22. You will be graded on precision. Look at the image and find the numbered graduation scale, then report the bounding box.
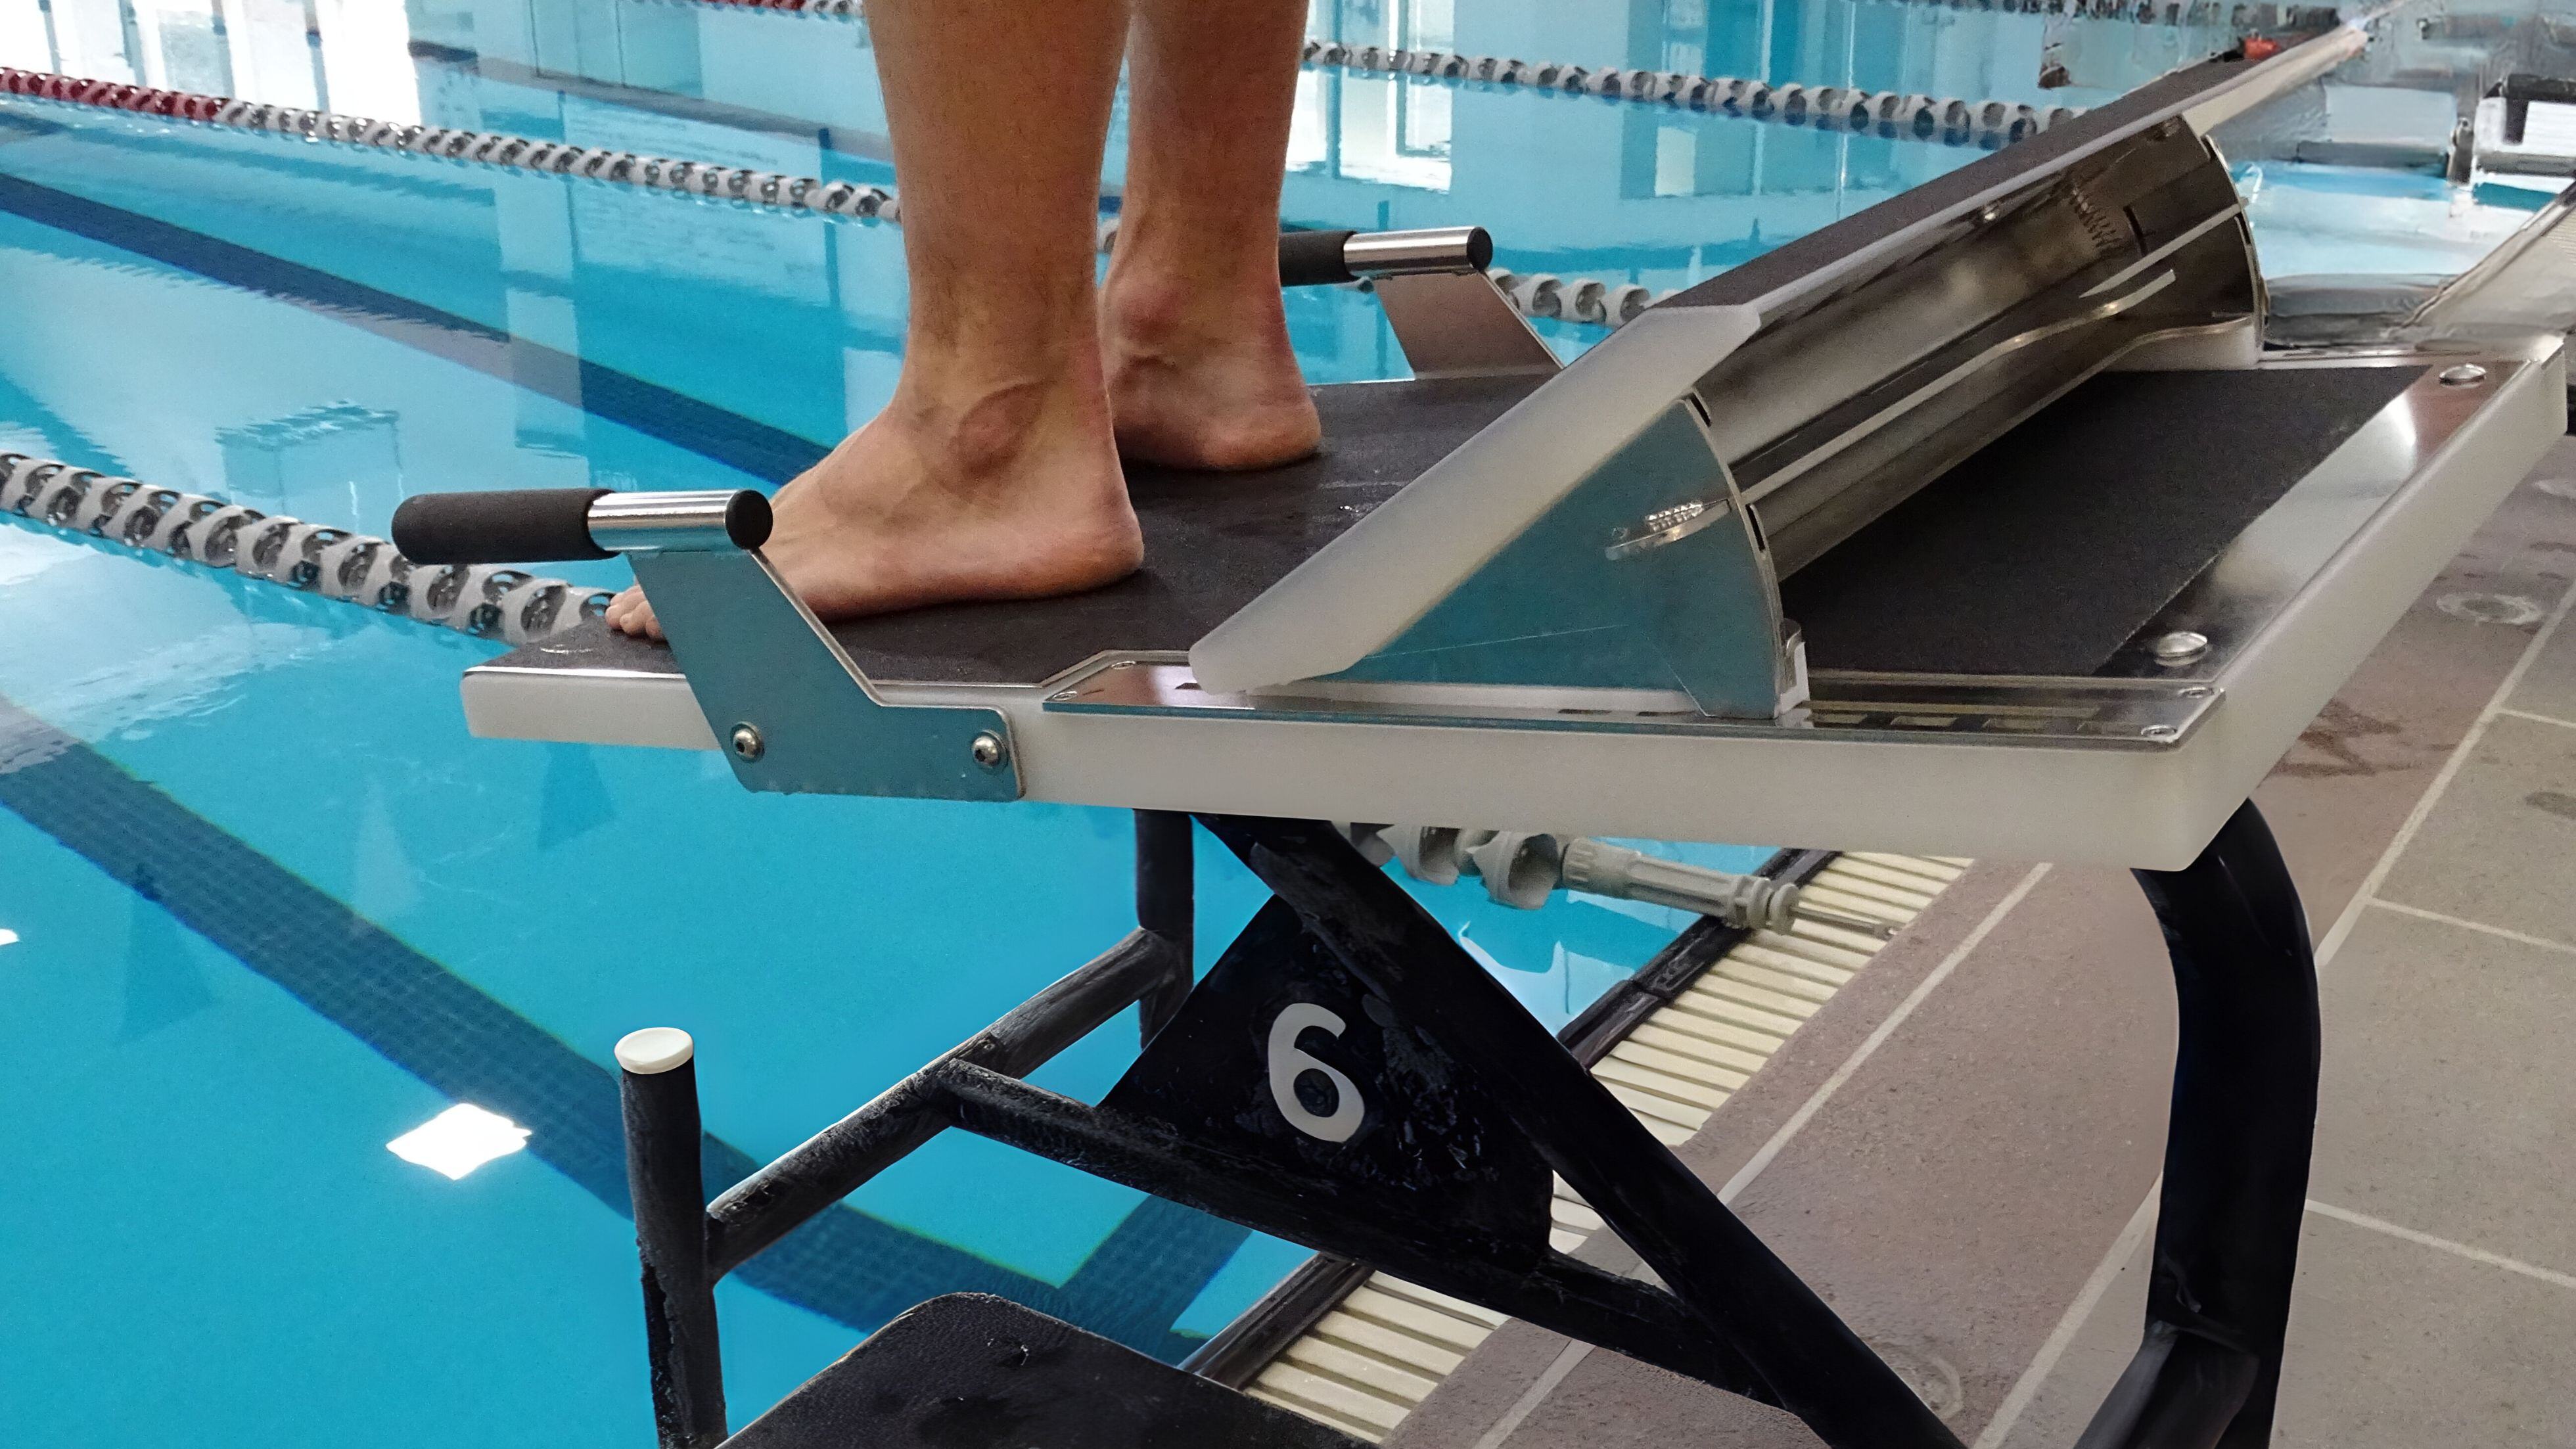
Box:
[396,34,2565,1449]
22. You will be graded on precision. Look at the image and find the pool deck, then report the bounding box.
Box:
[1377,442,2576,1448]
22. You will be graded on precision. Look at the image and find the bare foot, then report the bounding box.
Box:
[605,374,1141,639]
[1102,270,1320,471]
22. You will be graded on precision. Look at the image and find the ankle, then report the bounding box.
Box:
[1103,258,1285,357]
[886,366,1111,484]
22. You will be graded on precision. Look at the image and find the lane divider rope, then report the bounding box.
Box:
[1856,0,2335,27]
[1293,40,2082,147]
[658,0,2084,148]
[0,66,903,219]
[0,66,1673,331]
[0,454,612,643]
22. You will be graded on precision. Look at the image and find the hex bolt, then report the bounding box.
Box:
[729,724,765,761]
[970,731,1009,769]
[2151,630,2210,666]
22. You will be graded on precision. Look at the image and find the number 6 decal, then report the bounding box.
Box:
[1267,1002,1366,1143]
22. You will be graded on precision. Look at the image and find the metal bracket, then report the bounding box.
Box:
[633,547,1021,802]
[1320,396,1796,717]
[1371,269,1563,380]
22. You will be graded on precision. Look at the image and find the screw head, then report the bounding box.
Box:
[969,731,1009,769]
[729,724,764,761]
[2150,630,2210,665]
[2438,363,2488,388]
[2141,724,2180,741]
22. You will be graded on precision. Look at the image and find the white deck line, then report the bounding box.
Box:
[2493,704,2576,734]
[2303,1199,2576,1294]
[2366,898,2576,958]
[1243,855,1962,1442]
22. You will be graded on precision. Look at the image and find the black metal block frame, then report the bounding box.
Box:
[618,806,2320,1449]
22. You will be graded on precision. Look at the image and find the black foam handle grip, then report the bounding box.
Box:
[392,488,613,564]
[1278,228,1358,287]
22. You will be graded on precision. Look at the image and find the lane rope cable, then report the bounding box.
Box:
[0,453,612,643]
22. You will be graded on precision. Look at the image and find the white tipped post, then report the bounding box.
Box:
[617,1024,726,1444]
[617,1026,697,1075]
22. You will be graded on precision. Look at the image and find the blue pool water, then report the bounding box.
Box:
[2237,158,2559,281]
[0,0,2540,1442]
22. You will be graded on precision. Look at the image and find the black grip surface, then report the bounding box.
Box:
[719,490,776,549]
[392,488,613,563]
[1278,229,1358,287]
[1460,225,1495,273]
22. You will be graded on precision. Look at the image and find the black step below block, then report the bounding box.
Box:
[725,1294,1368,1449]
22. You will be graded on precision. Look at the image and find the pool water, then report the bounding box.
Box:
[0,0,2537,1442]
[2238,158,2563,282]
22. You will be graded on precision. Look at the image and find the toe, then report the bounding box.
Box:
[607,586,661,639]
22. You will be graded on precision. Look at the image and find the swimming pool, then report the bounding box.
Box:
[0,1,2538,1442]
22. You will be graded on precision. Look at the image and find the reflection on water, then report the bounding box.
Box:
[2236,159,2546,279]
[217,402,406,519]
[1308,0,1459,189]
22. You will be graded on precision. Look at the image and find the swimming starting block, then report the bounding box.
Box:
[396,34,2564,1449]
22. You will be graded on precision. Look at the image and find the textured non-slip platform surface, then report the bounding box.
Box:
[1783,363,2424,678]
[495,363,2424,693]
[495,373,1539,687]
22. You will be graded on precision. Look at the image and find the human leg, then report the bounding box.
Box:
[609,0,1138,637]
[1101,0,1320,471]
